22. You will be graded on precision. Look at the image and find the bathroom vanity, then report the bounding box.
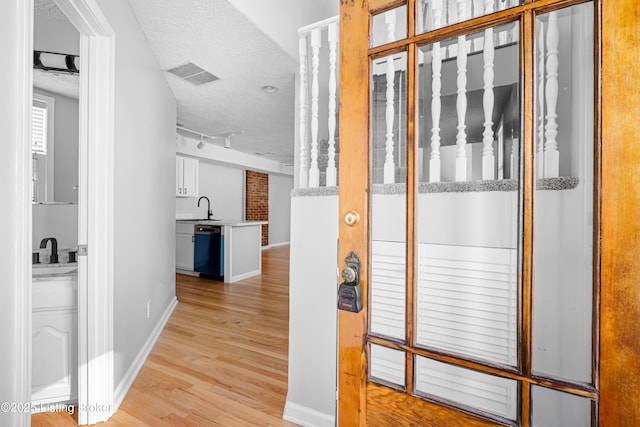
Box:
[32,263,78,406]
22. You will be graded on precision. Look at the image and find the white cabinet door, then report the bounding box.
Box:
[182,157,199,197]
[32,311,78,405]
[176,156,183,196]
[176,156,199,197]
[176,232,195,271]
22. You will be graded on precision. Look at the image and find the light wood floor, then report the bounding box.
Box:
[32,245,298,426]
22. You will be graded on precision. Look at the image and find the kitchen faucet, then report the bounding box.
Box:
[40,237,59,264]
[198,196,213,220]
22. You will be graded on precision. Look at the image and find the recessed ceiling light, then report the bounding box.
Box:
[261,85,278,93]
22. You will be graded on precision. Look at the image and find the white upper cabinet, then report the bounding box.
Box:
[176,155,199,197]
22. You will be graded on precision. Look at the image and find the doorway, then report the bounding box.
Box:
[28,0,115,425]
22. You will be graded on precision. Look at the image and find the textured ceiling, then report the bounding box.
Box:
[34,0,68,20]
[127,0,299,164]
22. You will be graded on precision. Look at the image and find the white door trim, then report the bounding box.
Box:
[52,0,115,424]
[1,1,34,426]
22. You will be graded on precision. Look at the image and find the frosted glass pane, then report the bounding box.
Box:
[416,243,517,365]
[370,241,406,340]
[532,386,592,427]
[415,356,518,420]
[369,344,406,388]
[532,1,594,383]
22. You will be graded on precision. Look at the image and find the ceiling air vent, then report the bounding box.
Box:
[167,62,219,86]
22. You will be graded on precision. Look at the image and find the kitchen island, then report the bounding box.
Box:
[176,219,267,283]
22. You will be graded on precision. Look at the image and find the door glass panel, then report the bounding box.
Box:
[417,0,521,34]
[370,52,408,342]
[531,386,592,427]
[415,355,519,421]
[532,1,594,383]
[369,343,406,389]
[371,5,408,48]
[415,22,520,367]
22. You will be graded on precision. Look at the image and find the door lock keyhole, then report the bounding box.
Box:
[338,251,363,313]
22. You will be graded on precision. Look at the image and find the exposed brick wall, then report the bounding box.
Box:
[245,170,269,246]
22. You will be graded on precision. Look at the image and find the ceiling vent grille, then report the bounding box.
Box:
[167,62,219,86]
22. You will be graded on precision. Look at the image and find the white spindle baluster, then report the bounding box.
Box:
[496,0,508,45]
[430,0,443,182]
[473,0,484,52]
[384,10,397,184]
[537,22,545,178]
[481,0,495,180]
[326,23,338,187]
[419,0,429,33]
[308,29,321,187]
[455,0,468,182]
[544,11,559,178]
[298,38,309,188]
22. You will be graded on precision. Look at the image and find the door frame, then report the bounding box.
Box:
[55,0,115,423]
[337,0,640,425]
[14,0,115,425]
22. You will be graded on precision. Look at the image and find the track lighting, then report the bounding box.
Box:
[176,126,244,150]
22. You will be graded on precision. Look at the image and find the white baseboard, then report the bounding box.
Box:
[229,268,261,283]
[283,401,335,427]
[112,296,178,412]
[176,269,199,277]
[269,241,290,248]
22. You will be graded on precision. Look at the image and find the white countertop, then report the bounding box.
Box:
[33,262,79,281]
[176,219,267,227]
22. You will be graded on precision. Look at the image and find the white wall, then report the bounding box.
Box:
[269,174,293,245]
[228,0,339,61]
[32,204,78,253]
[176,160,244,220]
[94,0,177,392]
[285,195,337,427]
[34,12,80,55]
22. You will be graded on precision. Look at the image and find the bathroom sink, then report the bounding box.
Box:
[33,265,78,276]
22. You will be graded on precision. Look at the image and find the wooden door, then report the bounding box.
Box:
[337,0,640,425]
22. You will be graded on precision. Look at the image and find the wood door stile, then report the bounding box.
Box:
[338,0,370,425]
[600,0,640,424]
[520,10,535,427]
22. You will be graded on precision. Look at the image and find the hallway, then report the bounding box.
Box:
[33,245,297,426]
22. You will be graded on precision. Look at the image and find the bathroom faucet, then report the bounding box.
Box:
[198,196,213,220]
[40,237,59,264]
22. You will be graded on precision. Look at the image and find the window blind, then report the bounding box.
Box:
[32,99,48,155]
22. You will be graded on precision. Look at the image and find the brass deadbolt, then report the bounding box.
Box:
[344,210,361,226]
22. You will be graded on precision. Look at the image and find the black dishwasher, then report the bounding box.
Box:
[193,224,224,277]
